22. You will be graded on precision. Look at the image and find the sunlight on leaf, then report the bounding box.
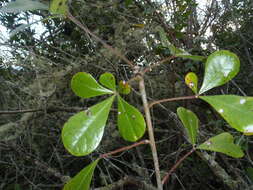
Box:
[99,73,116,91]
[199,50,240,94]
[200,95,253,134]
[177,107,199,145]
[117,95,146,142]
[118,80,131,95]
[197,132,244,158]
[63,159,100,190]
[62,96,115,156]
[50,0,68,15]
[185,72,198,94]
[71,72,113,98]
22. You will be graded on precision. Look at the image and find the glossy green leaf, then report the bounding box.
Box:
[62,96,115,156]
[71,72,113,98]
[200,95,253,134]
[63,159,100,190]
[197,132,244,158]
[177,107,199,145]
[118,80,131,95]
[49,0,68,15]
[199,50,240,94]
[0,0,48,13]
[117,96,146,142]
[99,73,116,91]
[185,72,198,94]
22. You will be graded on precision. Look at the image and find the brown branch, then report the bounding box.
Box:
[100,140,150,159]
[162,148,196,185]
[139,76,163,190]
[67,12,134,69]
[149,95,198,108]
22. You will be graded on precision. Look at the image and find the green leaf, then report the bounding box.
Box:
[125,0,133,6]
[0,0,48,13]
[158,26,178,55]
[49,0,68,15]
[157,26,204,61]
[177,107,199,145]
[71,72,113,98]
[117,96,146,142]
[118,80,131,95]
[99,73,116,91]
[197,132,244,158]
[62,96,115,156]
[63,159,100,190]
[246,167,253,182]
[185,72,198,94]
[199,50,240,94]
[200,95,253,134]
[15,184,21,190]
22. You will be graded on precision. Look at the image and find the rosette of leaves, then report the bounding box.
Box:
[62,72,146,189]
[62,72,146,156]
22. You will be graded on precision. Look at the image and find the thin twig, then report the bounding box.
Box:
[139,76,163,190]
[149,95,198,108]
[162,148,196,185]
[0,109,43,114]
[0,106,87,115]
[67,12,134,69]
[100,140,150,159]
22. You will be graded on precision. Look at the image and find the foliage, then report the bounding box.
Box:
[63,159,100,190]
[177,107,198,145]
[63,49,248,189]
[199,50,240,94]
[197,133,244,158]
[62,96,115,156]
[0,0,253,190]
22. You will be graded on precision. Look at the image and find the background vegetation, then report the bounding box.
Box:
[0,0,253,189]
